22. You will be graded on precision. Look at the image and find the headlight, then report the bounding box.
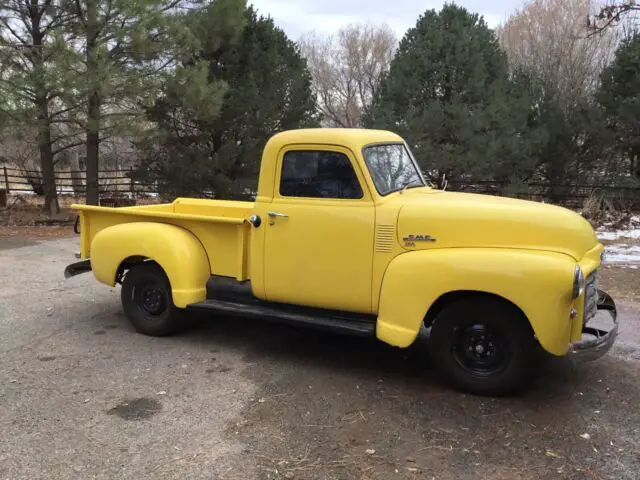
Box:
[572,265,585,299]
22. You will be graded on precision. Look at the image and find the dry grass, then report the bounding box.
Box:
[581,194,617,228]
[0,193,161,229]
[1,198,75,228]
[0,225,75,240]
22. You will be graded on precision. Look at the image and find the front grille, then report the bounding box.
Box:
[583,271,599,324]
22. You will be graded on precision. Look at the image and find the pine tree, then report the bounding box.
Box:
[137,4,318,198]
[67,0,201,204]
[364,3,542,186]
[0,0,77,214]
[598,33,640,181]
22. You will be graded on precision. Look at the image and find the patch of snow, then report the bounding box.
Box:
[606,244,637,253]
[603,244,640,264]
[605,253,640,263]
[597,229,640,241]
[10,190,35,195]
[596,215,640,241]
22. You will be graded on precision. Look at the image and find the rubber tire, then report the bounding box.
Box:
[121,262,185,337]
[427,296,537,396]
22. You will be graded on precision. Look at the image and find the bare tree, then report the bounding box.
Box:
[588,1,639,34]
[0,128,39,169]
[299,24,396,128]
[497,0,621,110]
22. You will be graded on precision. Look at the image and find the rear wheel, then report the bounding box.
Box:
[121,262,185,336]
[427,296,537,396]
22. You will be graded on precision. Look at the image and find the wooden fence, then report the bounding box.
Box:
[447,180,640,209]
[2,165,640,209]
[1,166,157,197]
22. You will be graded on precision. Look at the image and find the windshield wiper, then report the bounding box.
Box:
[399,180,423,194]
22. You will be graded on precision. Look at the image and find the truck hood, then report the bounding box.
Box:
[395,189,599,261]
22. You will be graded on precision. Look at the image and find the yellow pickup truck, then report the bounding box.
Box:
[65,128,618,396]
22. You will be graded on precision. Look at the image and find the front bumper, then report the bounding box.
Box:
[570,289,618,362]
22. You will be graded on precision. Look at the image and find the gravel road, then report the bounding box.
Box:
[1,236,639,480]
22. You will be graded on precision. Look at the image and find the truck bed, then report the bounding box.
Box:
[73,198,255,280]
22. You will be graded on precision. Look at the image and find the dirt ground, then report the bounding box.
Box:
[1,234,639,480]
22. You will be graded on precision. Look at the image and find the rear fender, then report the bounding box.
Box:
[375,248,577,356]
[90,222,210,307]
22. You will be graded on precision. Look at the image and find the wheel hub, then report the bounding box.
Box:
[455,324,506,376]
[136,284,166,316]
[465,331,495,359]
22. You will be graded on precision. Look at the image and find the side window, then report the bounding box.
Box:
[279,150,364,199]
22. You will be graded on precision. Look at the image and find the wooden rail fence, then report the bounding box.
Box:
[1,166,157,197]
[2,165,640,209]
[447,180,640,209]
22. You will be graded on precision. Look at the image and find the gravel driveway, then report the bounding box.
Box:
[1,236,639,480]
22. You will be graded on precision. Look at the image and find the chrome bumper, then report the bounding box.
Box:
[570,289,618,362]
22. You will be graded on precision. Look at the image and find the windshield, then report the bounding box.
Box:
[362,143,425,195]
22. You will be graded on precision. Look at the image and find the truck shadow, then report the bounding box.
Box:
[180,311,627,401]
[176,312,640,480]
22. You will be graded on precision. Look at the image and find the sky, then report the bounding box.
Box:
[248,0,525,41]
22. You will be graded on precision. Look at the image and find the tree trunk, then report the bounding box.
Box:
[36,96,59,214]
[31,5,59,215]
[85,94,100,205]
[85,0,100,206]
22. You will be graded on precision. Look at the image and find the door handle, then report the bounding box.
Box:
[267,211,289,219]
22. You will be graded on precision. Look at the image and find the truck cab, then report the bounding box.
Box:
[249,129,425,314]
[65,128,618,396]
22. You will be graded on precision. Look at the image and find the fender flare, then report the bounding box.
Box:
[375,248,577,356]
[90,222,210,308]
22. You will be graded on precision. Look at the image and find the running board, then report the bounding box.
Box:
[187,299,376,336]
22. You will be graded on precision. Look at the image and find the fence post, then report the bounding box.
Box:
[3,166,9,193]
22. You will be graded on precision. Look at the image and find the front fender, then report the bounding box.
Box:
[376,248,577,356]
[90,222,210,308]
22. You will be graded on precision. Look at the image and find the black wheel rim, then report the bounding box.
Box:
[453,324,508,377]
[133,282,167,316]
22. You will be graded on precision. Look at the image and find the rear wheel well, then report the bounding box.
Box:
[116,256,152,284]
[120,260,186,336]
[424,291,533,334]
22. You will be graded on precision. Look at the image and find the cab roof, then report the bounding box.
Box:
[265,128,405,152]
[257,128,408,200]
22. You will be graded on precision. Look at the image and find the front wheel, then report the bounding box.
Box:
[427,296,538,396]
[121,262,186,337]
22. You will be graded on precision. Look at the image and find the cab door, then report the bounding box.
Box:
[262,145,375,313]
